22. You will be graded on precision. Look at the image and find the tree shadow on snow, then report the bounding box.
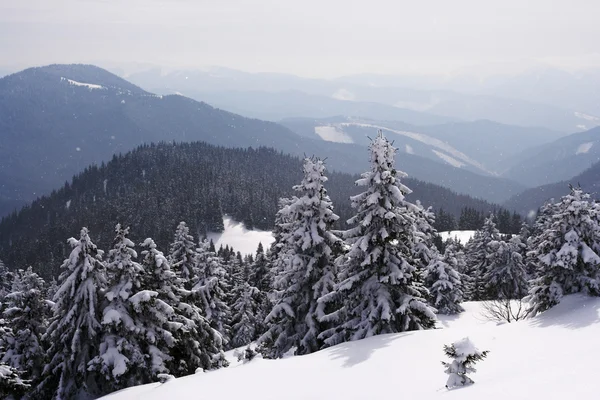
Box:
[436,313,462,329]
[529,296,600,330]
[327,333,411,368]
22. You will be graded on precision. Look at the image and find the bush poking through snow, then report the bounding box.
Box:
[442,337,489,388]
[234,346,258,363]
[157,374,175,384]
[480,299,528,323]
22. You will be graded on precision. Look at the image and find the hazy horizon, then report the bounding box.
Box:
[1,0,600,79]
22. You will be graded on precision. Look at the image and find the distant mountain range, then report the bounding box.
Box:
[280,117,563,175]
[504,159,600,216]
[0,64,529,217]
[127,66,599,132]
[502,126,600,187]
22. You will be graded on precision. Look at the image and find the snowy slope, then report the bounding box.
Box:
[103,295,600,400]
[207,216,274,255]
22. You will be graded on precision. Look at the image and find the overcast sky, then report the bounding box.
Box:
[1,0,599,77]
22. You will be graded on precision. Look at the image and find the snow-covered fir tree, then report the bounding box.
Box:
[268,197,296,289]
[425,245,464,315]
[230,282,263,348]
[482,236,529,300]
[442,337,489,388]
[168,221,199,288]
[0,363,31,399]
[319,132,436,348]
[260,157,342,358]
[249,243,272,293]
[1,267,47,382]
[463,215,501,301]
[141,238,227,375]
[36,228,107,400]
[527,188,600,316]
[89,224,148,393]
[194,245,232,349]
[0,260,13,309]
[46,278,59,303]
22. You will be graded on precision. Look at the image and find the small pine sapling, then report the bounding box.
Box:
[442,337,489,388]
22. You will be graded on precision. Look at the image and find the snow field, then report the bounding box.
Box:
[104,294,600,400]
[208,216,274,256]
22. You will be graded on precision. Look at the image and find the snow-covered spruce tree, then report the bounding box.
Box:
[249,243,272,293]
[168,221,199,288]
[527,188,600,316]
[0,363,31,399]
[194,247,232,349]
[35,228,107,400]
[230,282,263,348]
[319,132,436,347]
[482,236,529,300]
[442,337,489,388]
[259,157,342,358]
[88,224,149,393]
[0,260,13,310]
[2,267,47,382]
[425,245,464,315]
[45,278,59,303]
[463,216,501,301]
[141,238,227,375]
[267,197,297,290]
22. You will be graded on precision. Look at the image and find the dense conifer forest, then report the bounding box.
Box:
[0,141,518,279]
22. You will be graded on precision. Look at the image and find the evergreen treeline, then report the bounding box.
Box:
[0,141,513,280]
[1,132,600,399]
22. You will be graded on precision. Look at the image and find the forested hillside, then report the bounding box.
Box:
[0,141,513,279]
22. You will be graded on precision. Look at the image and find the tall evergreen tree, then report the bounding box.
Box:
[230,282,263,348]
[194,247,232,349]
[483,237,529,300]
[0,260,13,309]
[527,188,600,316]
[168,221,199,288]
[36,228,107,400]
[1,267,47,382]
[463,215,501,300]
[319,132,436,348]
[260,157,342,358]
[89,224,148,393]
[249,243,272,293]
[141,238,227,375]
[425,244,464,314]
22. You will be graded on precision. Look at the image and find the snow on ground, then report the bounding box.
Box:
[405,144,414,154]
[103,294,600,400]
[207,216,274,256]
[439,230,476,244]
[431,149,465,168]
[574,111,600,122]
[314,126,354,143]
[576,142,594,155]
[339,122,494,175]
[60,77,105,90]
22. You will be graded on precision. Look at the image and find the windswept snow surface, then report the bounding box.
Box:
[60,77,105,90]
[576,142,594,155]
[104,294,600,400]
[314,126,354,143]
[208,216,274,256]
